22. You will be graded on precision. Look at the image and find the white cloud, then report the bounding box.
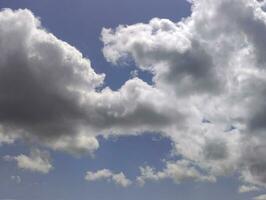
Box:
[0,8,183,155]
[85,169,113,181]
[101,0,266,188]
[254,194,266,200]
[239,185,260,193]
[1,0,266,189]
[47,134,99,156]
[112,172,132,187]
[4,149,53,174]
[85,169,132,187]
[11,175,21,184]
[136,160,215,186]
[0,132,16,145]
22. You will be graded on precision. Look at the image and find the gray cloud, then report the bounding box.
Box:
[0,9,183,155]
[2,0,266,190]
[203,139,228,161]
[102,18,223,96]
[0,9,104,151]
[101,0,266,188]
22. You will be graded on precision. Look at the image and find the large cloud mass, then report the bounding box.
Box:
[1,0,266,192]
[102,0,266,190]
[0,8,181,154]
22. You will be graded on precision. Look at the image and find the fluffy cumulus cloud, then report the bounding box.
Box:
[239,185,260,193]
[0,8,182,155]
[85,169,132,187]
[2,0,266,193]
[4,149,53,174]
[0,8,103,154]
[136,160,215,186]
[101,0,266,191]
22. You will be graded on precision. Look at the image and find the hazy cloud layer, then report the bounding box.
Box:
[239,185,260,193]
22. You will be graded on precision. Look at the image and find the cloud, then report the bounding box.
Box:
[254,194,266,200]
[85,169,132,187]
[11,175,21,184]
[238,185,260,193]
[1,0,266,189]
[47,134,99,156]
[102,0,266,188]
[0,8,104,154]
[0,8,183,155]
[102,18,221,96]
[4,149,53,174]
[136,160,215,186]
[0,132,17,145]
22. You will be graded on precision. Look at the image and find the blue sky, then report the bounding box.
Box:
[0,136,252,200]
[1,0,266,200]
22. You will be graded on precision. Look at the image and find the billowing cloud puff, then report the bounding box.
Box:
[239,185,260,193]
[0,8,104,153]
[0,9,182,155]
[4,149,53,174]
[85,169,132,187]
[102,0,266,190]
[102,18,222,96]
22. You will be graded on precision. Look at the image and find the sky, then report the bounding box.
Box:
[0,0,266,200]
